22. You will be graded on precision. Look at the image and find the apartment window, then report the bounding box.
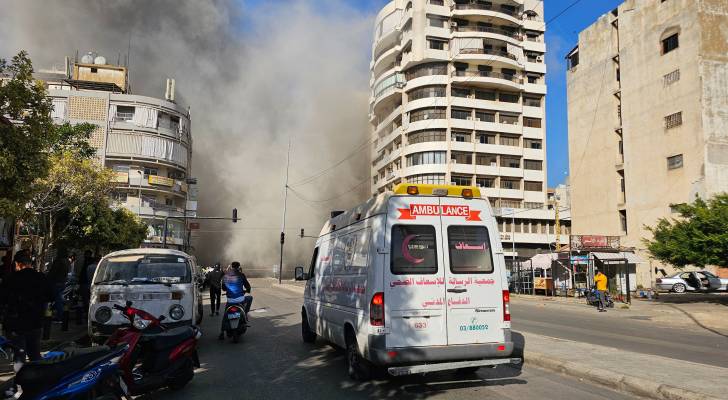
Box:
[407,151,446,166]
[667,154,683,170]
[408,129,446,143]
[499,199,522,209]
[524,181,543,192]
[451,86,470,98]
[499,135,519,147]
[90,67,98,73]
[524,117,542,128]
[477,132,496,144]
[475,110,495,122]
[527,74,541,84]
[524,202,544,209]
[428,37,448,50]
[451,152,472,164]
[664,111,682,129]
[526,52,543,63]
[498,92,519,103]
[408,85,446,101]
[451,175,472,186]
[499,113,519,125]
[523,96,542,107]
[662,33,679,54]
[429,0,444,5]
[500,179,520,190]
[428,15,447,28]
[409,107,446,122]
[407,173,446,184]
[514,222,522,233]
[664,69,680,86]
[115,105,135,121]
[619,210,628,233]
[451,108,471,120]
[567,49,579,69]
[524,138,542,149]
[474,89,496,101]
[111,191,128,203]
[669,203,686,214]
[476,154,498,166]
[476,176,495,188]
[405,62,447,80]
[452,131,471,142]
[525,31,541,42]
[112,165,130,173]
[501,156,521,168]
[524,160,543,170]
[143,167,158,178]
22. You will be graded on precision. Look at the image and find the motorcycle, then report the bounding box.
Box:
[105,302,201,396]
[584,288,615,308]
[220,299,249,343]
[0,336,127,400]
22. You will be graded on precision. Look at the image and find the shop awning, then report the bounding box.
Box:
[592,252,645,264]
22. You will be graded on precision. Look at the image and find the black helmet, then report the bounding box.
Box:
[231,261,241,271]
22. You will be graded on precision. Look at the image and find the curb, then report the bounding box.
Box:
[272,283,305,296]
[525,351,722,400]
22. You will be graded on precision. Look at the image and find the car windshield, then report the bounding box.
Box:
[94,254,191,284]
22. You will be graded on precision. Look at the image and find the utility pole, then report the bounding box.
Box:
[279,138,291,284]
[554,196,561,252]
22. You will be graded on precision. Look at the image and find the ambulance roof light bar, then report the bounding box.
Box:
[393,183,481,199]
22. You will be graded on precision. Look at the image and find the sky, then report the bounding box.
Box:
[322,0,626,187]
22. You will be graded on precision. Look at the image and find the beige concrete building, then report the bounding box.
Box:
[369,0,571,260]
[566,0,728,283]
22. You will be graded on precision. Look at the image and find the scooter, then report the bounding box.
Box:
[105,302,201,396]
[221,301,248,343]
[0,336,127,400]
[584,288,615,308]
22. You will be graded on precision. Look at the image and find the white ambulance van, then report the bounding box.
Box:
[294,184,521,380]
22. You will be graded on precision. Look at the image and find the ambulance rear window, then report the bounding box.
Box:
[447,226,494,274]
[391,225,438,275]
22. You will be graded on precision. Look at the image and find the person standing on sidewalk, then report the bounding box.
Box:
[594,269,608,312]
[207,264,224,316]
[46,248,70,322]
[0,252,54,361]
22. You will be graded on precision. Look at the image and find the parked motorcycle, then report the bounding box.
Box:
[584,288,615,308]
[105,301,201,396]
[0,336,127,400]
[221,302,248,343]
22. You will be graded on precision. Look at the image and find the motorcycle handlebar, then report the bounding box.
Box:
[113,304,126,311]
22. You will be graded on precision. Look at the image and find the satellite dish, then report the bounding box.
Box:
[94,55,106,65]
[81,52,94,64]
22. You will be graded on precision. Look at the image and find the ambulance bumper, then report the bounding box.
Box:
[367,334,517,368]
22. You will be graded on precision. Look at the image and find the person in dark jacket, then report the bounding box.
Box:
[47,248,70,321]
[0,252,54,361]
[207,264,224,316]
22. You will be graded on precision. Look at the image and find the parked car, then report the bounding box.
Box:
[295,183,520,380]
[89,248,204,343]
[656,270,728,293]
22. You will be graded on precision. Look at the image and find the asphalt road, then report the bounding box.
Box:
[511,301,728,368]
[139,284,638,400]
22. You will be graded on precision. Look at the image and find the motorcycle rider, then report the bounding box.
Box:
[218,262,252,340]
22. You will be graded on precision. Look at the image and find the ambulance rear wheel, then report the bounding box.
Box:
[346,332,371,381]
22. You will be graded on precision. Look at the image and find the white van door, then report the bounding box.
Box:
[385,196,448,348]
[439,197,505,345]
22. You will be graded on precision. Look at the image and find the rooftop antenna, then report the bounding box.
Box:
[117,52,120,66]
[127,31,132,93]
[74,49,79,63]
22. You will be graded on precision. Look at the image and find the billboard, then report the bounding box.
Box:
[148,175,174,187]
[570,235,620,250]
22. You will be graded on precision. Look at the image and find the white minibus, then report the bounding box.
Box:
[295,184,521,379]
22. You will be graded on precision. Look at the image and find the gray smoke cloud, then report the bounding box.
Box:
[0,0,375,270]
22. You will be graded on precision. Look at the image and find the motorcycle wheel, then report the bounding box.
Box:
[167,359,194,391]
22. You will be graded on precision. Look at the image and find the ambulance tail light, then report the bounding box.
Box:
[502,290,511,322]
[406,186,419,195]
[370,292,385,326]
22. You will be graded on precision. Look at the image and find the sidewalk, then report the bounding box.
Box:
[512,293,728,335]
[272,280,726,400]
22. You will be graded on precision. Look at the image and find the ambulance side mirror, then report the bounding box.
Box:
[294,266,308,281]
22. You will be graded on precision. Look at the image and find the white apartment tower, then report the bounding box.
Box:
[370,0,567,259]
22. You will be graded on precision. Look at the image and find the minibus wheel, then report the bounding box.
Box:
[346,331,371,381]
[301,309,316,343]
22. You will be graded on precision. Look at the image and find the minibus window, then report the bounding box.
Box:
[309,247,319,278]
[447,226,494,274]
[391,225,438,275]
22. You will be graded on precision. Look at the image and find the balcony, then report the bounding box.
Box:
[452,25,521,40]
[452,3,520,18]
[451,69,522,83]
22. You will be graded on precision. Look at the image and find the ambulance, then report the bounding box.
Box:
[294,183,520,380]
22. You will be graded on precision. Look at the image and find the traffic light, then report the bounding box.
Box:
[300,228,304,238]
[280,232,285,244]
[232,208,238,223]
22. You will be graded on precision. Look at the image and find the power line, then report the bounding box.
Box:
[288,137,374,187]
[288,177,369,204]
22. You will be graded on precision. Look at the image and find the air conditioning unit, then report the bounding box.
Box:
[536,56,544,62]
[450,22,458,28]
[395,82,405,89]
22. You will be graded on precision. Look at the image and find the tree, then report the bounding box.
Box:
[61,198,148,253]
[644,194,728,268]
[0,51,94,217]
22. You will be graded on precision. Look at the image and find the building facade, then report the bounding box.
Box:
[369,0,568,259]
[566,0,728,282]
[37,54,196,249]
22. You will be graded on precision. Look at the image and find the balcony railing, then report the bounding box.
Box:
[452,25,521,40]
[457,48,519,61]
[451,69,522,83]
[114,112,134,122]
[452,3,520,18]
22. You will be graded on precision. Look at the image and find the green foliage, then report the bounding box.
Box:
[61,198,148,253]
[644,194,728,268]
[0,51,95,217]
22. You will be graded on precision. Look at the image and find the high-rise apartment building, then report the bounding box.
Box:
[369,0,568,259]
[566,0,728,281]
[31,54,196,250]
